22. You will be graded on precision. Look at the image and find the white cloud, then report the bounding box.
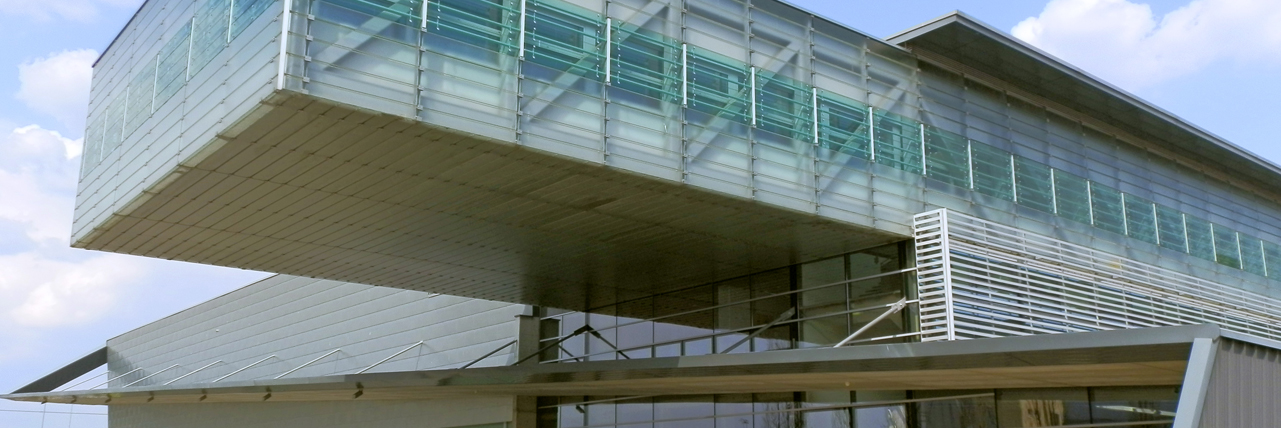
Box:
[0,252,146,327]
[0,125,80,244]
[1013,0,1281,91]
[0,0,141,21]
[16,50,98,134]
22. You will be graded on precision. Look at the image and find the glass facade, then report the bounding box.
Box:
[537,387,1178,428]
[538,243,910,362]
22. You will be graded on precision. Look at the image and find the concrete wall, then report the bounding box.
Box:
[108,396,513,428]
[106,275,527,388]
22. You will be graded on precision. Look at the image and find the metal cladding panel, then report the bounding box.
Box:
[1199,339,1281,427]
[108,397,513,428]
[73,0,283,244]
[105,275,526,389]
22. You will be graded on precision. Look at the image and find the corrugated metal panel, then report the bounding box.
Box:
[108,396,513,428]
[105,275,526,389]
[1199,339,1281,427]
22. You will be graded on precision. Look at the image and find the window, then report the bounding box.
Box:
[612,26,679,102]
[687,51,748,122]
[1053,170,1090,224]
[1184,216,1216,262]
[816,92,870,159]
[970,143,1013,201]
[430,0,517,53]
[1089,184,1125,236]
[1123,195,1157,245]
[1155,205,1187,253]
[1014,157,1053,213]
[924,127,969,189]
[755,71,812,142]
[1211,223,1241,268]
[873,110,922,174]
[525,2,604,78]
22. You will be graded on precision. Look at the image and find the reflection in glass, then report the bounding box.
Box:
[996,388,1089,427]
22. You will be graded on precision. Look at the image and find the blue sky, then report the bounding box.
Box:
[0,0,1279,426]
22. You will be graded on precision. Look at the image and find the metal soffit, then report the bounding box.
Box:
[886,12,1281,198]
[3,325,1225,404]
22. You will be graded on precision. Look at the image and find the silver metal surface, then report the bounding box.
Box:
[276,349,342,379]
[914,209,1281,342]
[1171,337,1216,428]
[356,342,424,374]
[164,360,224,385]
[213,355,277,383]
[124,364,180,387]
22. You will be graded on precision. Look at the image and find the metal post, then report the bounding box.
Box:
[834,298,908,347]
[719,307,796,354]
[1086,181,1095,226]
[512,325,594,366]
[420,0,429,31]
[1009,154,1017,203]
[1209,222,1218,260]
[1121,193,1130,236]
[939,210,956,340]
[966,139,973,189]
[152,54,159,114]
[811,88,819,144]
[89,368,142,389]
[867,107,876,162]
[1153,204,1162,246]
[749,67,757,127]
[213,355,277,382]
[461,340,517,369]
[603,18,612,83]
[228,0,235,43]
[276,0,293,90]
[1261,239,1269,277]
[124,365,181,387]
[1236,232,1245,269]
[919,123,927,176]
[187,17,195,81]
[276,349,341,379]
[517,0,528,59]
[1049,169,1058,214]
[681,44,688,107]
[355,341,424,374]
[164,361,224,385]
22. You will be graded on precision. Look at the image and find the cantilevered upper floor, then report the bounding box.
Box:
[75,0,1281,308]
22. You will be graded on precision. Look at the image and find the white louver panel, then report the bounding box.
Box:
[914,209,1281,342]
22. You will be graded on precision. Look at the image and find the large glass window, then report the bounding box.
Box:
[1239,234,1267,277]
[429,0,519,54]
[612,24,680,102]
[688,50,749,123]
[1184,216,1216,262]
[525,0,605,79]
[755,70,813,142]
[539,243,908,362]
[1212,223,1241,269]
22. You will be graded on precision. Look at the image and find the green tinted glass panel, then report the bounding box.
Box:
[1053,170,1090,224]
[1265,241,1281,281]
[971,143,1012,201]
[190,0,230,78]
[873,110,922,173]
[612,24,680,102]
[687,49,748,123]
[326,0,421,27]
[429,0,518,53]
[1123,195,1157,245]
[755,70,812,142]
[1014,157,1053,213]
[816,91,869,159]
[1185,216,1215,262]
[1090,184,1125,235]
[232,0,274,38]
[156,22,191,106]
[1239,234,1266,276]
[924,127,969,188]
[1155,205,1187,253]
[82,115,105,176]
[125,59,156,138]
[1212,224,1241,269]
[525,0,604,78]
[103,96,125,157]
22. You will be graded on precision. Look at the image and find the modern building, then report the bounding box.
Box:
[5,0,1281,426]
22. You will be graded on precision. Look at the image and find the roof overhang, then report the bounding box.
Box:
[3,325,1224,405]
[887,12,1281,198]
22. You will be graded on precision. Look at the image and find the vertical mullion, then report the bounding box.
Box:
[1261,240,1269,277]
[680,44,688,107]
[603,18,612,83]
[228,0,235,44]
[152,54,159,114]
[1152,204,1161,247]
[421,0,429,31]
[867,107,876,162]
[1049,169,1058,215]
[966,139,974,190]
[1121,193,1130,236]
[187,17,196,82]
[517,0,528,59]
[1086,181,1095,226]
[1010,154,1018,203]
[1236,232,1245,269]
[749,66,757,127]
[919,123,927,177]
